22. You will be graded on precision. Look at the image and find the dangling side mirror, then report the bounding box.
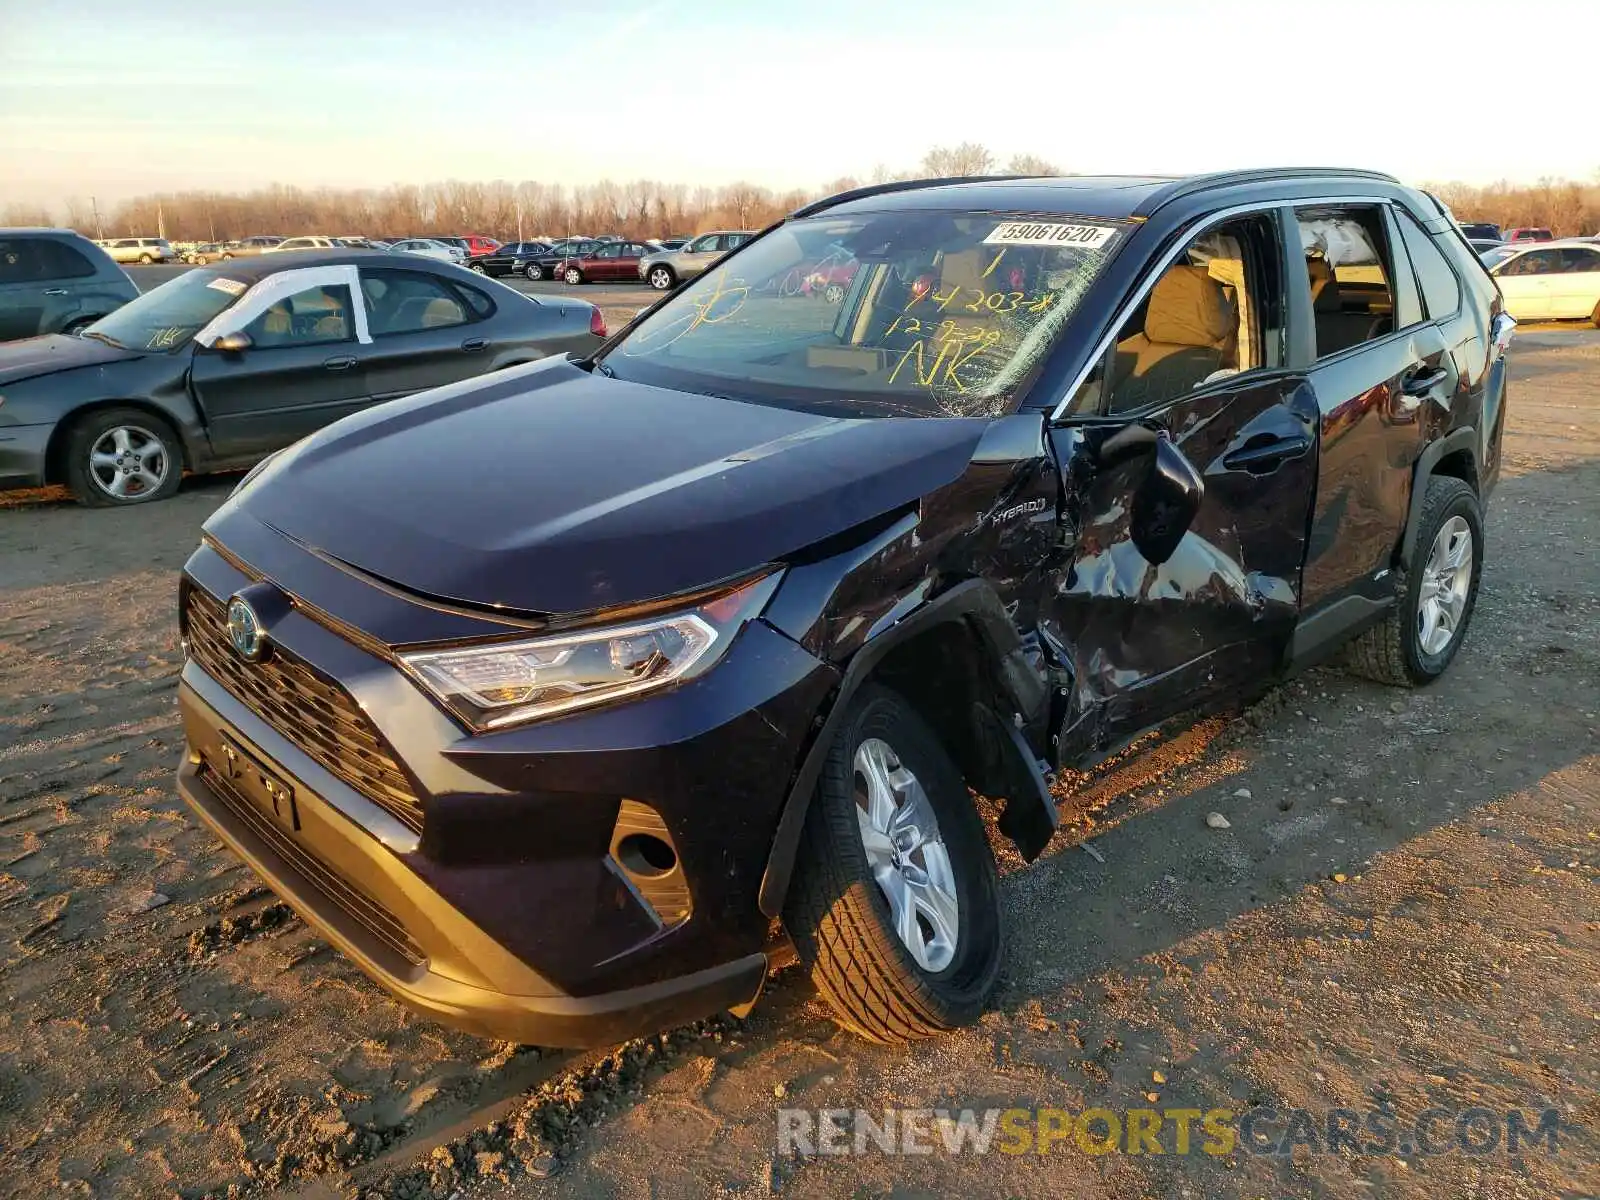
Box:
[211,331,253,355]
[1130,434,1205,565]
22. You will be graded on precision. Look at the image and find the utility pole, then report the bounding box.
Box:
[91,195,103,240]
[516,197,523,243]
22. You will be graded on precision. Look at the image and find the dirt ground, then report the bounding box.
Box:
[0,329,1595,1200]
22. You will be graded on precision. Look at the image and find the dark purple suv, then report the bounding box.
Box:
[177,170,1509,1047]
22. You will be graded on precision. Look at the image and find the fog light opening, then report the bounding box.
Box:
[616,833,677,877]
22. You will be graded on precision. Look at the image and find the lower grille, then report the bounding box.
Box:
[184,587,424,833]
[203,762,426,970]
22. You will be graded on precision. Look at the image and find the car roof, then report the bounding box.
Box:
[199,249,462,280]
[801,167,1411,222]
[0,226,94,238]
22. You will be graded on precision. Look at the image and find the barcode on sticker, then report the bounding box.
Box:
[983,222,1116,250]
[207,278,246,295]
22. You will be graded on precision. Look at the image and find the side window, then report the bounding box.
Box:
[1501,250,1558,277]
[455,282,495,319]
[1102,213,1283,416]
[1295,206,1398,359]
[1395,212,1462,320]
[691,235,719,253]
[594,244,622,259]
[243,283,354,348]
[1558,248,1600,274]
[360,269,469,335]
[0,239,47,283]
[37,239,97,280]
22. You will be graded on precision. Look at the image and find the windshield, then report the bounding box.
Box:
[84,269,245,350]
[602,210,1126,417]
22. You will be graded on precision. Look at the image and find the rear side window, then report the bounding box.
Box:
[361,269,469,334]
[1294,206,1402,359]
[454,282,495,318]
[1395,213,1461,320]
[0,239,47,283]
[1558,247,1600,273]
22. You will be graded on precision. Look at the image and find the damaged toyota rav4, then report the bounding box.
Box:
[177,170,1511,1046]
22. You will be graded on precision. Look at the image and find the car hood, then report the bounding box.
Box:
[0,333,142,387]
[231,358,988,617]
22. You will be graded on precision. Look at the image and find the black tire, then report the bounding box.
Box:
[647,265,676,291]
[564,267,583,285]
[783,684,1002,1043]
[62,407,183,507]
[221,252,234,260]
[469,262,487,273]
[138,253,153,264]
[1590,299,1600,329]
[1345,476,1483,686]
[60,316,98,336]
[524,263,544,281]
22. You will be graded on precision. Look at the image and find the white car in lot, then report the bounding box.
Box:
[1488,240,1600,325]
[387,238,465,263]
[102,237,177,264]
[264,236,341,253]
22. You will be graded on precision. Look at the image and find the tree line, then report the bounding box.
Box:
[6,153,1594,242]
[0,144,1060,242]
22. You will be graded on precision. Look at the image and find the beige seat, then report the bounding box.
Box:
[1108,265,1237,411]
[420,297,463,327]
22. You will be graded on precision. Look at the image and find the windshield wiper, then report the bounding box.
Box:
[79,330,126,349]
[593,358,616,378]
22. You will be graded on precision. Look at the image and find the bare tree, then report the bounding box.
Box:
[1004,153,1062,177]
[921,143,995,177]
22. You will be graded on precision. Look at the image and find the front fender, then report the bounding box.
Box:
[756,576,1057,918]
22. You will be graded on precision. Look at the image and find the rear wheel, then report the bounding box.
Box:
[648,265,675,290]
[63,408,183,507]
[783,684,1002,1043]
[469,262,487,273]
[564,267,583,285]
[1590,299,1600,329]
[524,263,544,281]
[60,316,98,336]
[1344,476,1482,686]
[138,253,153,264]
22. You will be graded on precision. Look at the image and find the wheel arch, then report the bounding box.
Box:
[1397,426,1478,571]
[757,578,1058,918]
[45,398,197,485]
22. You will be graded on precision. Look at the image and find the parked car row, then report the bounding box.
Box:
[0,248,607,504]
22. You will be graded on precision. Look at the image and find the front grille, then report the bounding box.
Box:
[184,587,424,833]
[202,762,426,970]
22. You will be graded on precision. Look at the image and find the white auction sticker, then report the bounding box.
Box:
[983,222,1117,250]
[207,277,247,296]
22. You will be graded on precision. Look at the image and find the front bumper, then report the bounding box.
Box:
[0,422,51,491]
[175,533,836,1046]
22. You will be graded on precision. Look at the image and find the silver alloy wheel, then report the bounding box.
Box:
[565,268,581,284]
[853,737,960,973]
[823,283,845,304]
[470,263,486,273]
[88,424,169,500]
[525,264,542,280]
[1418,514,1473,655]
[649,267,673,289]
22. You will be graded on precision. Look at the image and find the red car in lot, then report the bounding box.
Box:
[557,240,657,284]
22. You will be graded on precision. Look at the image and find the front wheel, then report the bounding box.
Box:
[524,263,544,281]
[469,262,487,273]
[783,684,1002,1043]
[63,407,183,507]
[563,268,583,285]
[138,254,153,264]
[647,265,675,290]
[1590,300,1600,329]
[60,316,98,337]
[1345,476,1483,686]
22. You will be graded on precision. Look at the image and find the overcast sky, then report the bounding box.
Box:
[1,0,1593,210]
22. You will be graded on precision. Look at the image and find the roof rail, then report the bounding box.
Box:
[1135,167,1403,216]
[790,175,1028,219]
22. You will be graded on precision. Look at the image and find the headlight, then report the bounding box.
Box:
[398,573,780,730]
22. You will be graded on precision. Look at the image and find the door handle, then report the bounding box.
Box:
[1222,434,1311,474]
[460,337,487,352]
[1400,367,1448,397]
[322,355,357,371]
[43,288,69,296]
